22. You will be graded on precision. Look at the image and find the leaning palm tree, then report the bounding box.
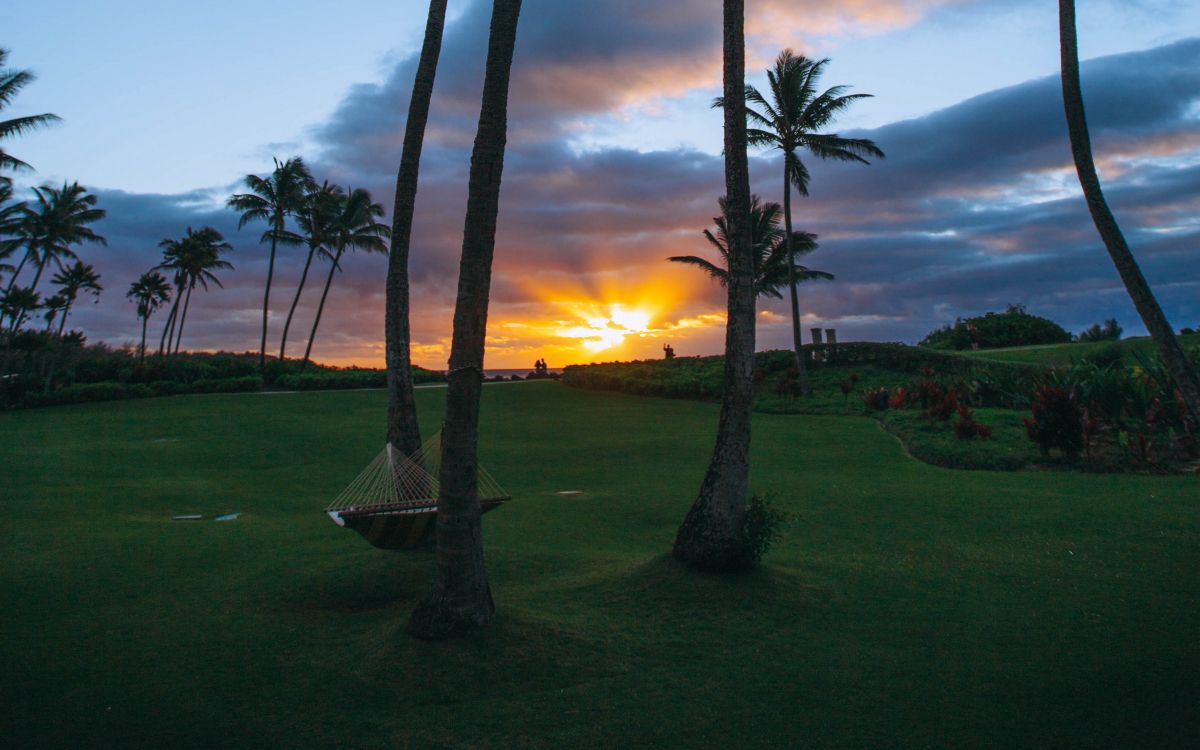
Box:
[279,180,340,361]
[731,51,883,395]
[0,49,62,185]
[7,182,106,296]
[301,187,389,368]
[387,0,450,459]
[154,227,233,355]
[1058,0,1200,422]
[49,261,101,336]
[669,195,832,301]
[407,0,522,640]
[126,271,171,361]
[671,0,757,571]
[1,285,39,332]
[227,157,313,371]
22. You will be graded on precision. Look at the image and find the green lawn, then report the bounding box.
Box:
[2,383,1197,748]
[953,333,1200,367]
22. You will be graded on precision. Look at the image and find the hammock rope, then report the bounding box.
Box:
[326,432,510,549]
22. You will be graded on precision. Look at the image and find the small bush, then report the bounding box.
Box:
[1078,318,1122,343]
[739,495,786,568]
[1024,385,1083,459]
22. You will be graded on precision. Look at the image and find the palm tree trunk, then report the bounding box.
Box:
[173,284,194,355]
[386,0,448,458]
[280,246,317,361]
[3,250,30,299]
[139,315,148,362]
[27,259,48,296]
[673,0,755,571]
[782,154,811,395]
[1059,0,1200,423]
[407,0,522,640]
[56,301,72,337]
[301,248,342,369]
[159,286,182,356]
[260,233,279,371]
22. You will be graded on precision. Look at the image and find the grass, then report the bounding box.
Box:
[2,382,1198,748]
[954,332,1200,367]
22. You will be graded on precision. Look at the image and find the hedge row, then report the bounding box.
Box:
[11,376,264,409]
[563,344,1049,408]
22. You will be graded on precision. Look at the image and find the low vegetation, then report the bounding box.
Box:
[565,339,1200,474]
[0,335,444,409]
[2,384,1196,747]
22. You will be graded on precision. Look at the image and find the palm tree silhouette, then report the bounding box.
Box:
[7,182,106,297]
[49,260,101,336]
[126,271,171,362]
[279,181,340,361]
[407,0,522,640]
[227,157,313,371]
[1,285,39,332]
[671,0,757,572]
[301,187,389,368]
[155,227,233,355]
[729,51,882,394]
[1058,0,1200,422]
[41,293,67,333]
[0,182,25,264]
[669,195,832,301]
[387,0,449,459]
[0,48,61,185]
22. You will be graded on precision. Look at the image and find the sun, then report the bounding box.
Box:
[557,303,653,353]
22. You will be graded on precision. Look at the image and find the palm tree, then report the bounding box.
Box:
[669,195,832,301]
[1058,0,1200,422]
[127,271,171,361]
[1,285,40,332]
[407,0,522,640]
[671,0,757,571]
[0,49,62,185]
[49,261,101,336]
[387,0,449,459]
[733,51,883,395]
[7,182,106,297]
[301,187,389,368]
[154,227,233,355]
[227,157,313,371]
[41,293,67,333]
[0,181,25,265]
[279,181,340,361]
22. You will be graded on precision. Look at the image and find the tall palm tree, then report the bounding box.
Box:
[733,51,883,395]
[7,182,106,296]
[126,271,171,361]
[155,227,233,355]
[280,181,340,361]
[671,0,757,571]
[49,260,101,336]
[407,0,522,640]
[669,195,832,301]
[1,285,39,332]
[387,0,449,459]
[301,187,389,368]
[227,157,313,371]
[1058,0,1200,422]
[0,48,62,185]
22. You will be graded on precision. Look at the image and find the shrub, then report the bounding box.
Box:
[1078,318,1122,343]
[923,391,959,421]
[1081,343,1123,369]
[1024,385,1083,459]
[954,403,992,440]
[737,495,786,568]
[919,304,1072,350]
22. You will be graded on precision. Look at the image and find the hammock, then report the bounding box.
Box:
[325,434,510,550]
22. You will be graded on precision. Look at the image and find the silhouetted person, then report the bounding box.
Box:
[663,344,675,360]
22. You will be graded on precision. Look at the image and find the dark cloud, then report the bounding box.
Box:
[35,23,1200,365]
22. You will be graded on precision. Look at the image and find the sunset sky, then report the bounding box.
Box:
[4,0,1199,369]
